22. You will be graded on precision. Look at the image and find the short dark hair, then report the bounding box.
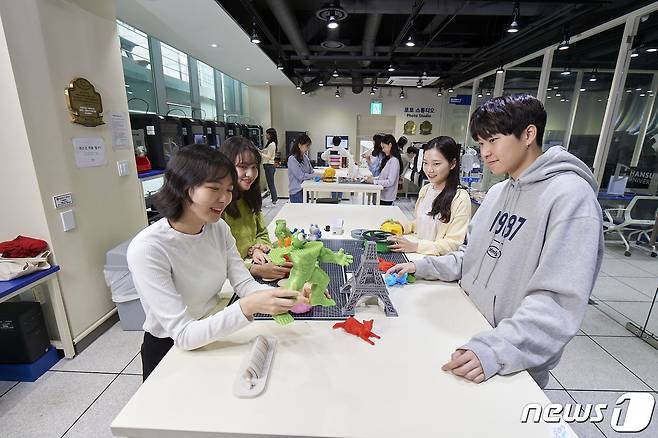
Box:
[221,136,263,218]
[154,145,237,221]
[469,93,546,147]
[289,133,312,163]
[332,135,342,147]
[406,145,418,155]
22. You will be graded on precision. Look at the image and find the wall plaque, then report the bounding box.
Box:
[65,78,104,127]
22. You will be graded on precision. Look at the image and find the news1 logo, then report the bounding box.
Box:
[521,392,655,432]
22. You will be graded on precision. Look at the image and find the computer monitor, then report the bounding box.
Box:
[325,135,348,149]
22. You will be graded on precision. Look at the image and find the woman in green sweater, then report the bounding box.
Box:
[221,136,292,280]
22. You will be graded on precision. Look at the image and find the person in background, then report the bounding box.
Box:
[387,94,602,388]
[365,134,402,205]
[406,145,418,169]
[127,145,306,381]
[397,136,409,152]
[321,135,352,168]
[261,128,278,204]
[287,133,316,203]
[222,136,292,281]
[362,133,384,177]
[387,136,471,255]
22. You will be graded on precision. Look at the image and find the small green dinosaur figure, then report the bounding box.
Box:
[269,231,353,325]
[274,219,293,247]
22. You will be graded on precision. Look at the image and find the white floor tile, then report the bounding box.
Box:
[545,372,562,389]
[599,259,655,278]
[569,390,658,438]
[615,277,658,299]
[63,375,141,438]
[593,336,658,391]
[602,301,653,329]
[0,381,18,397]
[551,336,652,391]
[0,371,114,438]
[592,277,653,302]
[580,305,635,337]
[542,390,605,437]
[623,257,658,276]
[52,322,143,374]
[122,354,142,376]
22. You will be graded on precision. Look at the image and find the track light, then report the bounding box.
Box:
[448,87,454,93]
[332,69,339,77]
[580,88,586,92]
[370,88,375,95]
[507,2,520,33]
[589,74,597,82]
[399,88,406,99]
[250,18,261,44]
[478,91,483,98]
[335,86,340,98]
[318,80,324,87]
[631,51,639,58]
[436,88,443,96]
[327,14,338,29]
[422,71,428,77]
[301,90,306,95]
[557,36,570,51]
[416,79,423,88]
[405,35,415,47]
[496,66,504,74]
[387,63,396,72]
[560,67,571,76]
[486,90,491,96]
[296,81,301,90]
[277,59,284,70]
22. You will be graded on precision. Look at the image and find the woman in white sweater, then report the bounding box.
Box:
[365,134,402,205]
[127,145,306,380]
[387,136,471,255]
[261,128,278,204]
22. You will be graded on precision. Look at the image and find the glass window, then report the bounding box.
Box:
[117,20,156,113]
[241,82,249,117]
[444,87,473,147]
[160,41,192,116]
[196,60,217,120]
[222,73,237,117]
[549,25,624,166]
[475,75,496,106]
[503,57,542,96]
[603,12,658,192]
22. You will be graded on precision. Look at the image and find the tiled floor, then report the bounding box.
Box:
[1,197,657,438]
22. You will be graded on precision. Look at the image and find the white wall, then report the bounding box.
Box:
[270,85,472,159]
[0,0,147,339]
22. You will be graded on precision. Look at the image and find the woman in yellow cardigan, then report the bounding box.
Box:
[388,136,471,255]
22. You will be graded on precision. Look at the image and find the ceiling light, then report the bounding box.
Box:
[327,14,338,29]
[335,86,340,98]
[436,88,443,96]
[211,43,218,48]
[277,59,284,70]
[589,76,597,82]
[332,69,339,77]
[546,95,551,99]
[646,47,657,52]
[416,79,423,88]
[598,98,602,102]
[477,91,483,98]
[387,63,396,72]
[641,93,646,96]
[250,30,261,44]
[560,98,565,102]
[399,88,406,99]
[496,66,504,74]
[422,71,428,77]
[318,80,324,87]
[265,82,269,85]
[146,89,150,92]
[557,37,570,51]
[560,67,571,76]
[245,67,251,71]
[580,88,586,92]
[296,82,301,90]
[555,92,561,97]
[448,87,454,93]
[405,35,415,47]
[370,88,375,95]
[486,90,491,96]
[124,84,130,88]
[636,87,642,91]
[127,91,133,95]
[507,2,520,33]
[626,89,632,93]
[631,52,639,58]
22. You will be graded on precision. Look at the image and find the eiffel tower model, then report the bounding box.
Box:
[341,241,398,316]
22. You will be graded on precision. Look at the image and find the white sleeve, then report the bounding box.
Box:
[128,242,252,351]
[321,149,331,161]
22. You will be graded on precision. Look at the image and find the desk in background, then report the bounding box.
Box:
[112,204,574,438]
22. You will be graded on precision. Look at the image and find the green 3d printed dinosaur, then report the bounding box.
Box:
[274,219,293,247]
[269,229,353,325]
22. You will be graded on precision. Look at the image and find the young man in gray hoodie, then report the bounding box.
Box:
[388,93,603,388]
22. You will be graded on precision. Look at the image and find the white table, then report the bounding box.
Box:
[302,167,382,205]
[112,204,574,438]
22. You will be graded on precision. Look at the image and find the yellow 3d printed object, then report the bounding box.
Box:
[380,219,403,236]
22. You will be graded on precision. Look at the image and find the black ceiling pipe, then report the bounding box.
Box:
[361,13,382,67]
[265,0,312,66]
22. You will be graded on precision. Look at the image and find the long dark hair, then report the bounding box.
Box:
[265,128,277,147]
[379,134,403,175]
[289,133,311,163]
[423,136,461,223]
[155,145,237,221]
[221,136,263,218]
[372,133,383,156]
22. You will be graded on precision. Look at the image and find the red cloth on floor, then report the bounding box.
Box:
[0,235,48,258]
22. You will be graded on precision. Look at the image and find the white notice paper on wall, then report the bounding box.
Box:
[72,137,107,168]
[110,112,130,149]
